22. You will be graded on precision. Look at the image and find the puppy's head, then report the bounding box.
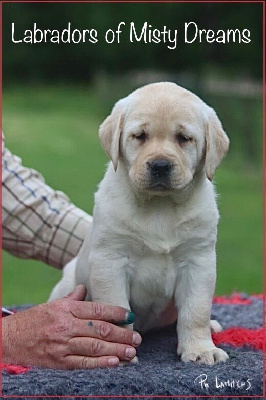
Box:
[99,82,229,195]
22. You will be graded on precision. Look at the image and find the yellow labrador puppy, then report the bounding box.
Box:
[50,82,229,365]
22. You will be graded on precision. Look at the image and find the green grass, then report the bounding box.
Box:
[2,85,262,305]
[215,164,262,294]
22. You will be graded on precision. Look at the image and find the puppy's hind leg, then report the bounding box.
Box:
[48,257,78,301]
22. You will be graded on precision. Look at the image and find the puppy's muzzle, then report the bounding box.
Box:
[148,159,173,178]
[147,159,173,190]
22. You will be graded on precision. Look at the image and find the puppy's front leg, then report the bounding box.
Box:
[88,253,130,310]
[175,252,228,365]
[88,253,138,365]
[86,253,135,328]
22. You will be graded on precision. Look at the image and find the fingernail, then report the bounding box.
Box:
[132,332,142,346]
[108,357,119,366]
[125,347,136,359]
[110,311,136,326]
[125,311,135,324]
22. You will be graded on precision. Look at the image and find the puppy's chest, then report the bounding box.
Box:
[126,210,192,255]
[140,231,181,255]
[123,217,189,298]
[128,250,181,298]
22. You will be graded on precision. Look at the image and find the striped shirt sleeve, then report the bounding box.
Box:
[2,135,92,269]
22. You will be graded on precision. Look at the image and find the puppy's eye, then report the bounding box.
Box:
[133,132,146,141]
[176,133,191,144]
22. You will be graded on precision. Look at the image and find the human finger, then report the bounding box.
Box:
[68,336,137,361]
[65,354,120,369]
[70,301,135,325]
[66,285,87,301]
[74,319,142,347]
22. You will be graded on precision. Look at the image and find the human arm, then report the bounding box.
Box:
[2,134,91,269]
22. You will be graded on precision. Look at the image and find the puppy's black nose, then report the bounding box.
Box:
[149,159,172,178]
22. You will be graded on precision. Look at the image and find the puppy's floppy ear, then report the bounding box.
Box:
[205,108,229,181]
[99,100,125,171]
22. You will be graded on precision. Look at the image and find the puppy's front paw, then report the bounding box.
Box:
[119,356,138,366]
[181,347,228,365]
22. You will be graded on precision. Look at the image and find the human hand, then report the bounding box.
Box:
[2,285,142,369]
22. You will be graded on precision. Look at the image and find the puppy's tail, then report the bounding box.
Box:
[210,319,223,333]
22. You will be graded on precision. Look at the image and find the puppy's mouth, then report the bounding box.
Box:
[148,181,172,191]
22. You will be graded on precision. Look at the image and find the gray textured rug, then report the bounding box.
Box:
[2,295,263,398]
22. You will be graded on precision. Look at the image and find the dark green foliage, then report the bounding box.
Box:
[3,2,262,84]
